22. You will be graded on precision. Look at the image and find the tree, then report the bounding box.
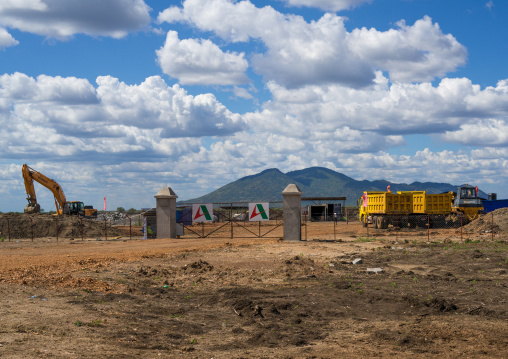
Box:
[127,208,137,214]
[117,207,125,213]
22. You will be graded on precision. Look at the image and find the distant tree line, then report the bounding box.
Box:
[116,207,139,214]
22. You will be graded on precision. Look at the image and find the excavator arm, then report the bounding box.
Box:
[22,164,67,215]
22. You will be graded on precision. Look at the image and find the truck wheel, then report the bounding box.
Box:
[376,216,383,229]
[382,217,389,229]
[362,217,367,227]
[373,216,378,229]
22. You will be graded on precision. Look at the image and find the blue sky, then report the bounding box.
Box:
[1,0,508,212]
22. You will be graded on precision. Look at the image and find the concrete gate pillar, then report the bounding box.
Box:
[282,184,303,241]
[154,186,178,239]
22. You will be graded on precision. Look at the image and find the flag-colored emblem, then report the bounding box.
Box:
[249,203,269,221]
[192,204,213,222]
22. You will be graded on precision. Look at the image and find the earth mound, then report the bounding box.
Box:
[0,213,122,239]
[463,207,508,233]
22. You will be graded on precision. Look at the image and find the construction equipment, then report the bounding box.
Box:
[22,164,97,218]
[451,184,484,220]
[358,187,483,228]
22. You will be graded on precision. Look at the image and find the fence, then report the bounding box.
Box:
[0,214,137,242]
[302,209,503,242]
[1,209,504,243]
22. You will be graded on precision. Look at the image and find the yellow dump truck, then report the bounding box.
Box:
[358,191,454,228]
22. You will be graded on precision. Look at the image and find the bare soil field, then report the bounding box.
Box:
[0,220,507,358]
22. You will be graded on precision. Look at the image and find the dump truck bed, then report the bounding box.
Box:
[365,192,413,215]
[411,191,453,214]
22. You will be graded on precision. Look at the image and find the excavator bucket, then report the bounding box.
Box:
[24,203,41,214]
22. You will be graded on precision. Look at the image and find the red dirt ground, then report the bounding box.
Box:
[0,220,507,358]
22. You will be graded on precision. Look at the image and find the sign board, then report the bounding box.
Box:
[192,204,214,223]
[249,202,269,221]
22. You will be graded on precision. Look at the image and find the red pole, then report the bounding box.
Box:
[334,215,336,241]
[460,215,463,242]
[80,217,84,241]
[396,215,399,242]
[7,217,11,242]
[427,215,430,242]
[492,211,494,241]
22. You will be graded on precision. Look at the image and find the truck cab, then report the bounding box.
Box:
[357,193,369,226]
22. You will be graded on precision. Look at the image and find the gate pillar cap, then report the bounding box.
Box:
[155,186,178,199]
[282,183,302,196]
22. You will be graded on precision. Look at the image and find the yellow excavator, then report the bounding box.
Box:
[22,164,97,218]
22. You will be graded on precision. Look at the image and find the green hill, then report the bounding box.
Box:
[182,167,474,206]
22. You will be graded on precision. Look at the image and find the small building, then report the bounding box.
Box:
[306,203,342,221]
[301,196,346,222]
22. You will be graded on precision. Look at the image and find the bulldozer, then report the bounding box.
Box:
[22,164,97,218]
[452,184,484,220]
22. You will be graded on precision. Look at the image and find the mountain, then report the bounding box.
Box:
[182,168,294,204]
[181,167,484,206]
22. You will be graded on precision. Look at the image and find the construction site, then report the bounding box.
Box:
[0,165,506,357]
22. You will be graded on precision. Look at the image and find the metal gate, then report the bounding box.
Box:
[300,196,347,241]
[176,202,284,239]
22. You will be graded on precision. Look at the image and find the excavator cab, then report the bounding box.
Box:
[63,201,85,216]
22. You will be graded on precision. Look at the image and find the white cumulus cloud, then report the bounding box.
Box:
[156,31,249,86]
[159,0,467,88]
[442,119,508,147]
[0,27,18,48]
[0,0,151,39]
[240,73,508,153]
[278,0,372,12]
[0,73,247,163]
[348,16,467,83]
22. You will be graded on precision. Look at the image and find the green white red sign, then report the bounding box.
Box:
[192,204,213,222]
[249,202,269,221]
